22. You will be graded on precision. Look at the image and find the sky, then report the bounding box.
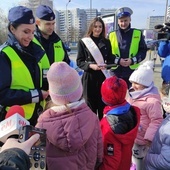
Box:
[1,0,168,29]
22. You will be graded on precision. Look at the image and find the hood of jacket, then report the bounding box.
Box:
[129,82,159,100]
[36,100,99,152]
[101,106,140,145]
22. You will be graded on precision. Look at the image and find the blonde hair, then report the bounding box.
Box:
[44,98,73,114]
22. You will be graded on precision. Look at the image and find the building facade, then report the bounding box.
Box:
[146,16,164,29]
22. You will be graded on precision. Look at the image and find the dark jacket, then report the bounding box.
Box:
[34,26,70,65]
[0,32,45,125]
[76,35,114,119]
[0,148,30,170]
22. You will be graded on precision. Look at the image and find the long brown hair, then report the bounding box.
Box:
[85,17,106,38]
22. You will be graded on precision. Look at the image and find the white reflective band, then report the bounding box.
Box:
[30,90,39,103]
[43,69,49,78]
[133,57,137,64]
[115,57,119,64]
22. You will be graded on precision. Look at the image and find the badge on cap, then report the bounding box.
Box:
[50,16,54,21]
[29,18,34,24]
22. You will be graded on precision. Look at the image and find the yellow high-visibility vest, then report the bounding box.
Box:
[2,46,45,120]
[33,37,65,67]
[109,29,141,69]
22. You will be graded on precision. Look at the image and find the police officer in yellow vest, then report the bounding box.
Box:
[0,6,49,126]
[109,7,147,88]
[34,5,70,90]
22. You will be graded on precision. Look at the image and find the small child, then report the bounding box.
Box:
[99,76,140,170]
[144,80,170,169]
[36,62,103,170]
[128,60,163,170]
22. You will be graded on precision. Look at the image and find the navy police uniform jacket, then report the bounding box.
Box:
[34,26,70,65]
[111,25,147,79]
[0,32,46,125]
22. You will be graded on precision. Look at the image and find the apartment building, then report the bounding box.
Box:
[146,16,164,29]
[100,8,117,16]
[56,8,116,42]
[167,5,170,22]
[56,8,87,42]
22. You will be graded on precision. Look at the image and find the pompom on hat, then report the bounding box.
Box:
[101,76,128,106]
[8,6,35,24]
[47,62,83,105]
[36,5,55,21]
[129,60,154,87]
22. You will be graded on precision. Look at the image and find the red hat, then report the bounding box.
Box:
[101,76,127,106]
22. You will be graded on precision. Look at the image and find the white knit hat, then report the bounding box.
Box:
[129,61,154,87]
[47,62,83,105]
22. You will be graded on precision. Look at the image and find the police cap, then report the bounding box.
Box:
[117,7,133,19]
[36,5,55,21]
[8,6,35,24]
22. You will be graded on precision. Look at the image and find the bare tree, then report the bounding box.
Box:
[0,9,8,44]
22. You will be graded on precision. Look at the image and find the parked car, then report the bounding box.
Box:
[64,43,71,52]
[145,39,158,50]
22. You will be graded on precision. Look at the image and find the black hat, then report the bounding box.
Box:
[36,5,55,21]
[8,6,35,24]
[117,7,133,19]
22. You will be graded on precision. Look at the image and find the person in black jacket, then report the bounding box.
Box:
[0,134,40,170]
[33,5,71,91]
[34,5,70,66]
[76,17,114,120]
[0,6,49,125]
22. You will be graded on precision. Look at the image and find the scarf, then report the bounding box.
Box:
[103,100,131,115]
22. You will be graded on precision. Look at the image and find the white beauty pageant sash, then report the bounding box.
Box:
[82,37,111,78]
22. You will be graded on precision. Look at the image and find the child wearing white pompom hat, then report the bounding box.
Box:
[127,61,163,170]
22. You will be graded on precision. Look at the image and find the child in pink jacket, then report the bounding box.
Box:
[36,62,103,170]
[127,61,163,170]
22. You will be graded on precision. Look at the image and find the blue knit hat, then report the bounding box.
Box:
[36,5,55,21]
[8,6,35,24]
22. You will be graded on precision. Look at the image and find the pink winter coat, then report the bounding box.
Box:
[36,100,103,170]
[127,85,163,145]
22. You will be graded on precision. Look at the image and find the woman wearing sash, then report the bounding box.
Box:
[76,17,114,120]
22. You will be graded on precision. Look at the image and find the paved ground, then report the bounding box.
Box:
[145,50,162,90]
[69,50,163,89]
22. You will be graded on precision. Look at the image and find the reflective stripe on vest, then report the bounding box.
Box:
[33,37,50,69]
[2,46,45,120]
[33,37,65,64]
[109,30,141,69]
